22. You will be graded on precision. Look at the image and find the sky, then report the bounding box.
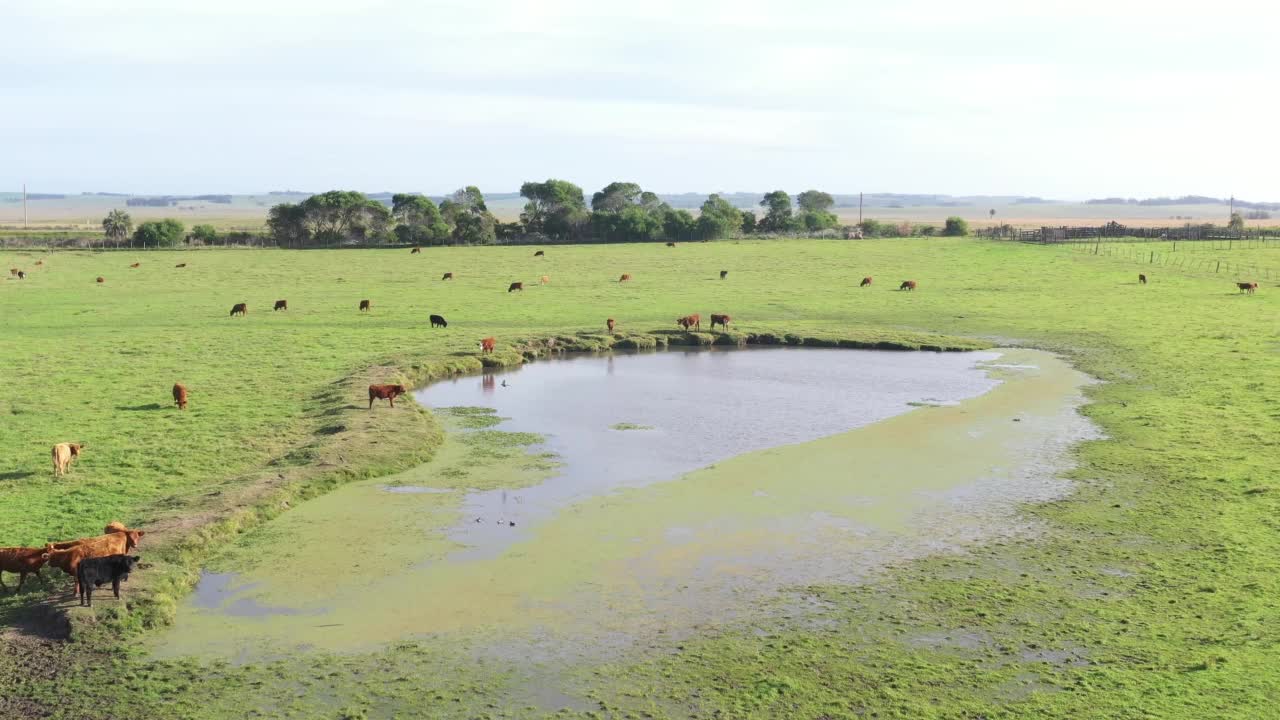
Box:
[3,0,1277,199]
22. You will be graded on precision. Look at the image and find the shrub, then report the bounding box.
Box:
[943,216,969,236]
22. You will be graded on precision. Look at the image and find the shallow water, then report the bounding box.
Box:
[154,347,1098,663]
[419,347,1003,560]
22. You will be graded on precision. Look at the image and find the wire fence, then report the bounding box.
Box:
[1067,241,1278,282]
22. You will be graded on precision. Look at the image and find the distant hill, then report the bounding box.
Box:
[1087,195,1280,211]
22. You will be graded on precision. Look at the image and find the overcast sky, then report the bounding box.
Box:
[4,0,1276,198]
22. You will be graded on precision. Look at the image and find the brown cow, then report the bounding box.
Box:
[129,262,140,268]
[175,263,187,268]
[274,299,288,311]
[42,528,144,596]
[8,268,17,276]
[720,270,728,279]
[1237,281,1258,294]
[619,273,632,282]
[534,250,545,257]
[607,318,616,332]
[677,314,701,330]
[860,276,872,287]
[51,442,83,477]
[173,383,188,410]
[410,247,421,254]
[35,260,44,266]
[368,384,407,409]
[0,547,48,592]
[360,299,372,311]
[508,282,523,292]
[480,337,496,354]
[96,276,105,284]
[710,314,731,330]
[540,275,550,285]
[230,302,247,316]
[442,272,453,280]
[1138,274,1147,285]
[899,280,917,291]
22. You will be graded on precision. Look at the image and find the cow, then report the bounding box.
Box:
[274,300,288,311]
[430,314,448,328]
[175,263,187,268]
[710,314,731,330]
[1237,281,1258,294]
[480,337,496,354]
[0,547,48,592]
[607,318,616,332]
[540,275,550,285]
[368,384,407,409]
[720,270,728,279]
[666,242,676,247]
[230,302,247,316]
[8,268,16,276]
[51,442,83,477]
[129,262,140,268]
[43,528,144,596]
[1138,274,1147,285]
[534,250,545,257]
[677,314,701,330]
[899,280,917,291]
[441,272,453,281]
[172,383,188,410]
[619,274,632,283]
[34,260,43,266]
[359,299,372,311]
[860,277,872,287]
[16,271,25,279]
[75,554,141,607]
[508,282,524,292]
[410,247,421,254]
[96,276,105,284]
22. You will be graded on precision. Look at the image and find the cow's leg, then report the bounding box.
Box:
[113,578,121,599]
[16,571,27,592]
[368,396,374,410]
[389,397,395,408]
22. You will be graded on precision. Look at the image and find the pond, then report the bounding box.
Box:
[154,347,1098,663]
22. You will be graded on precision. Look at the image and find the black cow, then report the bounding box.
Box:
[75,554,140,607]
[430,314,448,328]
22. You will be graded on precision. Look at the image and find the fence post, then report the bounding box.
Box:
[1216,260,1221,273]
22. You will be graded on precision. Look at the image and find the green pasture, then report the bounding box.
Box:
[0,238,1277,718]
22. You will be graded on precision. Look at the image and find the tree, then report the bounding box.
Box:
[301,190,391,243]
[133,219,185,248]
[191,224,218,245]
[591,182,643,212]
[589,182,671,241]
[989,208,997,221]
[392,194,449,245]
[740,211,757,234]
[759,190,794,232]
[796,190,835,214]
[943,216,969,236]
[440,186,498,244]
[697,194,743,240]
[1228,212,1245,232]
[267,202,310,246]
[663,209,697,240]
[102,209,132,246]
[520,179,589,238]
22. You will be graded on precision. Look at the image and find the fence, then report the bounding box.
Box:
[1069,241,1278,282]
[976,224,1280,244]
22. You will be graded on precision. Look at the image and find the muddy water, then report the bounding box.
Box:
[154,347,1097,662]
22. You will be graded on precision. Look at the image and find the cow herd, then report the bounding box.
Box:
[0,521,146,607]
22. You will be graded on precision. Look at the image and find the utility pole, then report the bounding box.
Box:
[1229,194,1234,222]
[23,183,27,228]
[858,192,863,225]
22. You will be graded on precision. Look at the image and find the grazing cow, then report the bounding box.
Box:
[410,247,421,254]
[129,262,140,268]
[175,263,187,268]
[607,318,616,332]
[96,276,105,284]
[75,554,140,607]
[1138,274,1147,285]
[619,273,632,283]
[430,314,448,328]
[172,383,188,410]
[860,276,873,287]
[720,270,728,279]
[274,300,288,311]
[51,442,83,477]
[480,337,496,354]
[540,275,550,285]
[666,242,676,247]
[899,280,917,291]
[0,547,48,592]
[534,250,545,257]
[43,528,144,596]
[230,302,247,316]
[508,282,524,292]
[368,384,407,409]
[35,260,43,266]
[16,271,25,280]
[710,314,731,330]
[441,272,453,281]
[677,314,701,330]
[359,299,372,311]
[8,268,16,276]
[1237,281,1258,294]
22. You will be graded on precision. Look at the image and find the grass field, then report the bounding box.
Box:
[1,239,1277,718]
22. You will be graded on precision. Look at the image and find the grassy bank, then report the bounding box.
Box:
[1,239,1276,718]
